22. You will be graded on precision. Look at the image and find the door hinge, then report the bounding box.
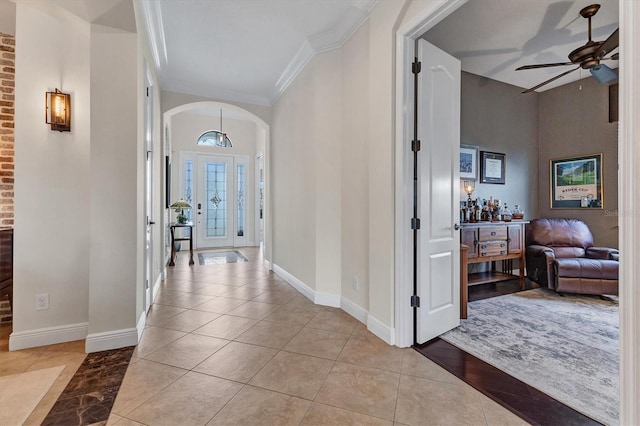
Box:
[411,140,421,152]
[411,295,420,308]
[411,218,420,230]
[146,87,150,97]
[412,59,422,74]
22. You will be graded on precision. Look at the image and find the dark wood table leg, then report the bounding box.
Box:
[460,244,469,319]
[188,227,194,265]
[169,226,176,266]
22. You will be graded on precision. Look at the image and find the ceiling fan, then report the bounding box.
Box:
[516,4,619,94]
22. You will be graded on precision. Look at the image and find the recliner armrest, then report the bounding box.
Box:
[526,244,555,257]
[586,246,619,260]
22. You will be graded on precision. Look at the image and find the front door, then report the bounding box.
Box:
[416,39,461,343]
[195,155,235,248]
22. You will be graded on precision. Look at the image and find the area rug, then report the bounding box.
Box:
[441,288,618,426]
[0,365,66,425]
[198,250,248,265]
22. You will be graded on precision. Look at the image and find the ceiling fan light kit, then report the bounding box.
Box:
[517,4,619,93]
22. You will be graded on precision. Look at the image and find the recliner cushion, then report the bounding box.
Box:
[554,258,618,280]
[526,218,594,249]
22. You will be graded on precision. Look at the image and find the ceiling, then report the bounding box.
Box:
[423,0,619,92]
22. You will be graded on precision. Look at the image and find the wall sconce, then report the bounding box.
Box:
[45,89,71,132]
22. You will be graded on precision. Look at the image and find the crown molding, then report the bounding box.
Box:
[270,40,316,105]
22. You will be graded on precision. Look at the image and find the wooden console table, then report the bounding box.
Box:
[461,221,528,286]
[169,222,194,266]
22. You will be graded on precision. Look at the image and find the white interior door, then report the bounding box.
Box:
[196,155,235,248]
[144,73,154,313]
[416,39,461,343]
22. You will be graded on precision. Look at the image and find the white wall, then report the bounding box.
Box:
[13,3,91,337]
[0,0,15,35]
[87,24,139,342]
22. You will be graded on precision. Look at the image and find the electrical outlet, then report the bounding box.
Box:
[352,276,359,291]
[35,293,49,311]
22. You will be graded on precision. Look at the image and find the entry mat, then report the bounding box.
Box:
[198,251,249,265]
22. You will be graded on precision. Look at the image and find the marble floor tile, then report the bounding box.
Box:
[249,351,334,400]
[338,334,405,373]
[315,362,400,420]
[283,327,350,360]
[193,341,278,383]
[394,373,486,426]
[193,314,258,340]
[126,372,242,426]
[207,385,310,426]
[234,320,303,349]
[300,402,393,426]
[143,333,229,370]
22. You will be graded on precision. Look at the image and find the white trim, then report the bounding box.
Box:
[618,1,639,424]
[9,323,88,351]
[263,259,272,271]
[85,328,139,353]
[340,297,368,324]
[137,311,146,339]
[314,292,341,308]
[271,40,316,105]
[272,263,314,302]
[394,0,468,349]
[153,274,162,303]
[367,315,395,346]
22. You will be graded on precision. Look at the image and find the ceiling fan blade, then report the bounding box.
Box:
[595,28,618,59]
[522,67,580,94]
[516,62,575,71]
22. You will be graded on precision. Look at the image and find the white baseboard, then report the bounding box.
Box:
[153,275,162,302]
[272,264,314,302]
[263,259,272,271]
[85,327,139,353]
[340,297,368,324]
[314,292,341,308]
[367,314,395,345]
[9,322,89,351]
[137,311,146,339]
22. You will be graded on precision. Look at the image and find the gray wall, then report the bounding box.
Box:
[461,71,539,219]
[538,76,619,248]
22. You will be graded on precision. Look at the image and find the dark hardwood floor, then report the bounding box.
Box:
[415,279,602,426]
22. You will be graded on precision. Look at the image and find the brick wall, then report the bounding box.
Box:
[0,33,13,226]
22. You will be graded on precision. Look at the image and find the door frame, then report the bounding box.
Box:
[394,1,639,422]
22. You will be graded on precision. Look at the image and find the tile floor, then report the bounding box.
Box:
[106,247,528,426]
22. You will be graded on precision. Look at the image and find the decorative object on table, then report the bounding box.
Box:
[550,153,602,209]
[462,179,475,204]
[170,199,192,224]
[512,204,524,219]
[460,145,478,180]
[480,151,506,184]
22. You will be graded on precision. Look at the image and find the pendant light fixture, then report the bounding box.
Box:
[218,108,232,147]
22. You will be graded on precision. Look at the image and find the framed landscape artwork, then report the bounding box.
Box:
[550,153,603,209]
[480,151,506,184]
[460,145,478,180]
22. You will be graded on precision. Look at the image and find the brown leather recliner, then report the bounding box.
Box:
[525,218,619,295]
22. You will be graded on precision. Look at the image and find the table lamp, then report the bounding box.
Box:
[170,199,192,224]
[463,179,475,204]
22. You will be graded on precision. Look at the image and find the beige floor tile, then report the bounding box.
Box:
[207,385,310,426]
[394,374,486,426]
[315,362,400,421]
[193,315,258,340]
[478,393,530,426]
[234,320,303,349]
[134,326,186,358]
[111,416,145,426]
[194,341,277,382]
[262,308,317,326]
[305,309,360,334]
[338,334,404,373]
[400,348,461,384]
[143,304,187,326]
[127,371,242,426]
[192,297,247,314]
[158,292,216,309]
[301,402,393,426]
[283,327,350,360]
[194,284,242,297]
[111,359,187,416]
[251,290,297,304]
[249,351,334,400]
[222,287,266,300]
[143,333,229,370]
[153,309,221,332]
[226,300,281,320]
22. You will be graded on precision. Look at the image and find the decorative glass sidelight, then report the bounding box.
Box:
[184,160,193,223]
[237,163,245,237]
[205,162,227,237]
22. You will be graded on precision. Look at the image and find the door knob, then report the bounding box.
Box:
[454,223,460,230]
[149,221,156,225]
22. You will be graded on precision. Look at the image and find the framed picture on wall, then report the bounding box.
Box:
[550,153,603,209]
[480,151,506,184]
[460,145,478,180]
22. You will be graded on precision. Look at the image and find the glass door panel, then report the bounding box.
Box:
[196,155,234,248]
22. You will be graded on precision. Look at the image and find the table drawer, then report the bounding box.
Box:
[479,242,508,257]
[479,227,507,241]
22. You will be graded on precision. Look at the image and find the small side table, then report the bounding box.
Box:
[169,222,194,266]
